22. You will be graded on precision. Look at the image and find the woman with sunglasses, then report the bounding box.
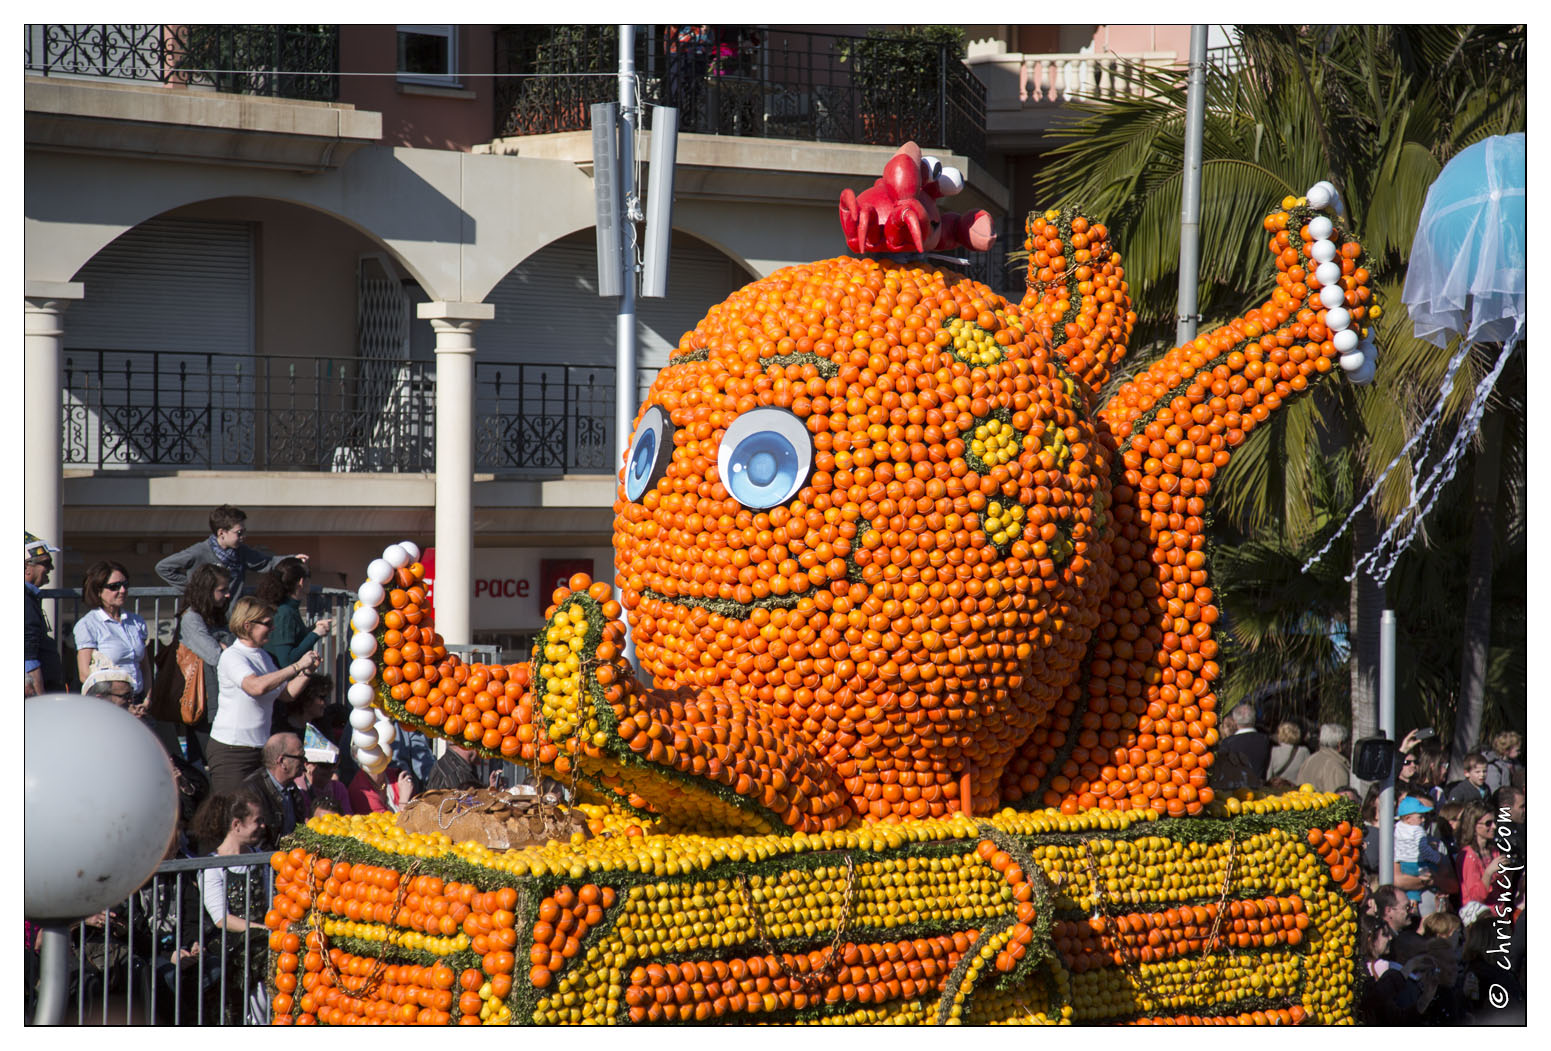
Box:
[1453,800,1505,908]
[207,596,321,796]
[73,560,151,711]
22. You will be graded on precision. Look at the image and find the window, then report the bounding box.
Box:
[397,25,458,86]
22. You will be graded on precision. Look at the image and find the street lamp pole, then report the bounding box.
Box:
[1175,25,1208,345]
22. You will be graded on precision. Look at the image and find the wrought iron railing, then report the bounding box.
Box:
[24,24,339,101]
[61,348,617,475]
[492,25,988,168]
[475,363,616,474]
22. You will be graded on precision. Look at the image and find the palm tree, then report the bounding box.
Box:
[1036,25,1525,746]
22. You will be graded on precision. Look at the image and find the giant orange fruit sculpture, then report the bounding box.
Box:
[346,167,1373,838]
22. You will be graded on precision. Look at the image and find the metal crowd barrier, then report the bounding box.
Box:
[37,584,356,714]
[30,853,275,1026]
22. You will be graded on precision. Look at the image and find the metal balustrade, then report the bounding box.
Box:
[24,24,340,101]
[61,349,617,476]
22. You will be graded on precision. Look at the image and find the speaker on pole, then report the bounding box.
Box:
[640,105,679,299]
[591,101,623,297]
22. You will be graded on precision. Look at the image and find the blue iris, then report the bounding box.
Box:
[726,431,799,506]
[629,429,656,483]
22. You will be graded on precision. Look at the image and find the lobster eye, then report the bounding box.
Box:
[717,408,813,510]
[624,405,674,502]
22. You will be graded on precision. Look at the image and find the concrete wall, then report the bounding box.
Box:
[24,144,600,304]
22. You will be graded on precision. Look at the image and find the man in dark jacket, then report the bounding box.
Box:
[1218,703,1272,782]
[24,532,66,694]
[154,504,307,599]
[240,732,310,850]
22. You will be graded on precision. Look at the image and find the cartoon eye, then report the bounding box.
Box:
[624,405,674,502]
[717,408,813,510]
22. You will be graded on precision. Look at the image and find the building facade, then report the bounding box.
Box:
[24,23,1192,663]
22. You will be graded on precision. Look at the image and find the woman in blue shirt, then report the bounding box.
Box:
[73,560,151,707]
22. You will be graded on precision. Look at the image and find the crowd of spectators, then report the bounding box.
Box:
[1216,704,1528,1025]
[23,506,533,1022]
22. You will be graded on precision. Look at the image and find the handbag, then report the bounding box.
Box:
[150,622,207,725]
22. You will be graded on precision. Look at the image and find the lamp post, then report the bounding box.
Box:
[25,695,178,1024]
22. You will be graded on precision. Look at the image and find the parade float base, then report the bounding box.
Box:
[267,789,1361,1026]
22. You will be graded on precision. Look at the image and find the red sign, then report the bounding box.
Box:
[539,558,594,618]
[421,547,435,621]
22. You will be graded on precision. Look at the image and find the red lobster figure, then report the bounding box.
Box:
[838,141,995,255]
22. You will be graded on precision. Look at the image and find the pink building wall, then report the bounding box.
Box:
[337,25,496,151]
[1091,25,1191,56]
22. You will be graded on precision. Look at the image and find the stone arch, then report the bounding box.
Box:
[58,194,431,299]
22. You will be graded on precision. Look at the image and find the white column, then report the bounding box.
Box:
[25,282,84,578]
[418,301,492,647]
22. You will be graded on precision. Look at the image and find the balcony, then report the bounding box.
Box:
[62,349,616,476]
[25,24,341,101]
[964,42,1188,148]
[25,25,378,170]
[492,26,987,169]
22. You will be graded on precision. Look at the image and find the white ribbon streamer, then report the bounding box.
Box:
[1302,322,1521,585]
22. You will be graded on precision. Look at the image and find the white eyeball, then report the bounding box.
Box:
[383,545,410,569]
[1333,329,1360,353]
[349,657,377,684]
[1320,284,1348,309]
[1325,306,1352,331]
[1308,215,1334,240]
[358,580,385,608]
[351,606,380,633]
[367,559,394,585]
[623,405,675,503]
[936,165,965,196]
[717,408,815,510]
[1310,239,1337,264]
[1315,261,1342,286]
[347,682,376,708]
[349,632,377,659]
[1340,350,1367,372]
[399,541,421,562]
[351,727,379,749]
[349,707,379,731]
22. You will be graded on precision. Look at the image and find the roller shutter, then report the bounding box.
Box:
[64,218,254,353]
[60,218,254,469]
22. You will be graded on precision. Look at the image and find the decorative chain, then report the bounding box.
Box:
[1080,838,1155,1005]
[1189,834,1239,989]
[735,852,856,992]
[312,856,421,1000]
